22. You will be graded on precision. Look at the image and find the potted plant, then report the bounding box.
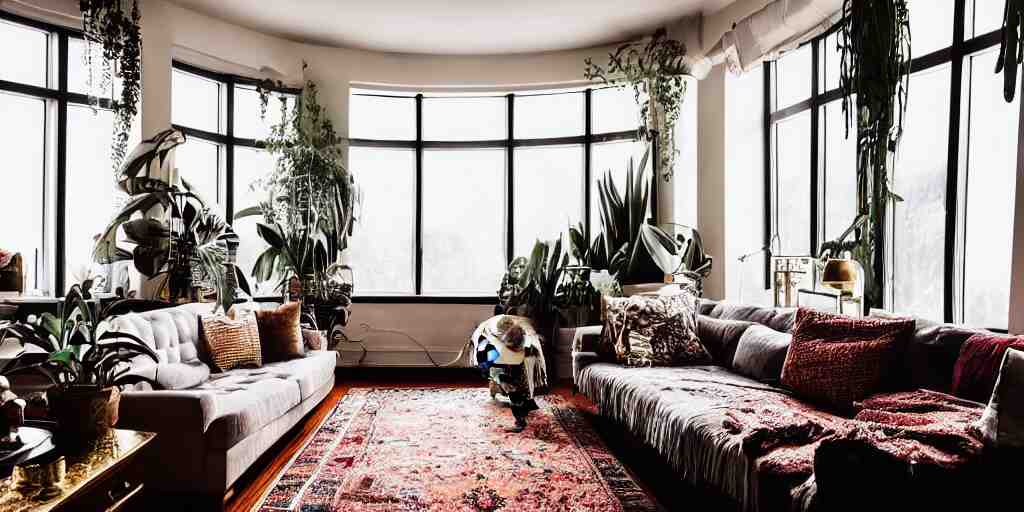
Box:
[553,266,598,327]
[0,283,158,442]
[237,74,358,327]
[94,129,251,313]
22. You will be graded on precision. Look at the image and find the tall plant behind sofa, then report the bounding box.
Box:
[236,73,358,321]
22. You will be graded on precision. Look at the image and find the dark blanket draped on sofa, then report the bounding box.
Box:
[577,364,985,511]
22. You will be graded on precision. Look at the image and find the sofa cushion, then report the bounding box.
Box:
[601,293,708,367]
[952,334,1024,403]
[870,309,984,392]
[255,302,305,363]
[264,351,337,400]
[781,308,914,410]
[732,325,791,383]
[128,360,211,390]
[108,303,215,364]
[195,368,302,450]
[709,302,796,332]
[976,348,1024,449]
[576,363,792,511]
[200,312,263,372]
[697,316,757,366]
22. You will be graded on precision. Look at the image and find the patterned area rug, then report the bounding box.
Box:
[253,388,659,511]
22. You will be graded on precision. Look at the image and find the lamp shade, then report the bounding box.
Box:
[821,258,859,293]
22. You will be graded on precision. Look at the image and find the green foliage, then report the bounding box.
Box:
[497,239,569,328]
[95,134,249,314]
[239,72,358,303]
[591,148,679,284]
[585,28,690,181]
[79,0,142,171]
[822,0,912,309]
[0,283,158,390]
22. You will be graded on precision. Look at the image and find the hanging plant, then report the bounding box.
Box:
[996,0,1024,101]
[80,0,143,172]
[584,27,690,182]
[819,0,911,309]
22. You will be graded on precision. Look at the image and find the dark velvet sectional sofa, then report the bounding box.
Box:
[572,300,1006,511]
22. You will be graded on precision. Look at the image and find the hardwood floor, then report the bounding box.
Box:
[150,367,730,512]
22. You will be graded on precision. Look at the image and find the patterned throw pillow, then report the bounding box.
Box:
[780,308,914,410]
[600,291,709,367]
[200,311,262,372]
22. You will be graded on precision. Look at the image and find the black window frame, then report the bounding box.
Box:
[0,9,122,296]
[764,0,1010,330]
[348,87,656,302]
[170,60,301,223]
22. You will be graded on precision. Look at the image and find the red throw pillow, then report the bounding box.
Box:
[781,308,915,410]
[951,334,1024,403]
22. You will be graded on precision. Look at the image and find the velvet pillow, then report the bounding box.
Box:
[976,348,1024,448]
[200,312,262,372]
[732,325,791,382]
[951,334,1024,403]
[255,302,305,363]
[780,308,914,409]
[601,292,710,367]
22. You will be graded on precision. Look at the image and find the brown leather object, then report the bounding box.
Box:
[255,302,305,363]
[0,253,24,293]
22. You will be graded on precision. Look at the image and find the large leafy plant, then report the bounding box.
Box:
[94,129,250,313]
[79,0,143,170]
[819,0,911,309]
[583,149,680,284]
[585,27,690,181]
[237,77,357,303]
[0,284,158,391]
[497,239,569,329]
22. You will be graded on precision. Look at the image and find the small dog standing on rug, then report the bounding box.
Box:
[471,315,546,432]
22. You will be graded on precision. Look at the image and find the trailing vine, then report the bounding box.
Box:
[996,0,1024,101]
[585,27,690,182]
[80,0,143,172]
[819,0,911,309]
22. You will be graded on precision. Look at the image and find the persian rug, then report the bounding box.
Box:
[253,388,659,512]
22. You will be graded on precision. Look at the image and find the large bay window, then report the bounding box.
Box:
[170,62,298,297]
[765,0,1020,329]
[0,12,137,294]
[347,87,647,297]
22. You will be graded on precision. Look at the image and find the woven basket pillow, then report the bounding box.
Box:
[200,311,262,372]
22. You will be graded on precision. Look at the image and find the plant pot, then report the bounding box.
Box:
[47,387,120,444]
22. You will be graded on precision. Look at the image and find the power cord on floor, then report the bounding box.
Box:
[343,322,472,368]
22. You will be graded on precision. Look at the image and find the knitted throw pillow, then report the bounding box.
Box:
[780,308,914,410]
[200,311,262,372]
[601,292,709,367]
[952,334,1024,403]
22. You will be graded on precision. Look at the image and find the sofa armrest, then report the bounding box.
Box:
[571,325,603,353]
[573,351,602,384]
[118,390,218,435]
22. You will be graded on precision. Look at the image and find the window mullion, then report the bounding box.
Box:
[943,0,968,323]
[584,88,592,242]
[225,81,235,222]
[506,93,514,264]
[810,39,821,256]
[414,93,424,296]
[54,32,68,296]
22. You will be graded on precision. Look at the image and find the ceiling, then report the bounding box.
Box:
[166,0,732,55]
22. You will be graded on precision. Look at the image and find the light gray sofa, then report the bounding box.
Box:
[107,302,337,502]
